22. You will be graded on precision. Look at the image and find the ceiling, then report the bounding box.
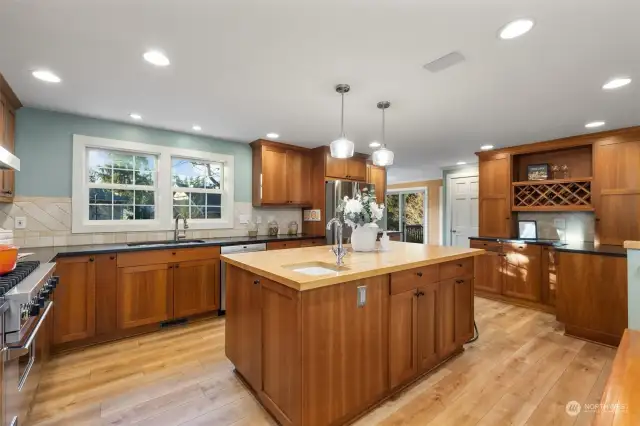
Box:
[2,0,639,184]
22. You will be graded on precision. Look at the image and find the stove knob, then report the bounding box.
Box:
[38,296,46,307]
[29,304,40,317]
[50,276,59,288]
[41,288,51,299]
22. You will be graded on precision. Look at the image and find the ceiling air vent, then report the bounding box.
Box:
[423,51,466,73]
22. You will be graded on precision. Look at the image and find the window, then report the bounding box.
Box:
[87,148,157,221]
[73,135,235,233]
[171,158,223,220]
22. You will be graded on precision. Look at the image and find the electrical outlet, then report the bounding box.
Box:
[553,218,566,229]
[239,214,250,224]
[256,216,262,224]
[15,217,26,229]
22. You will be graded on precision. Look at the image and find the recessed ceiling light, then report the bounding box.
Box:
[457,161,467,165]
[499,19,535,40]
[602,77,632,90]
[192,125,202,131]
[480,145,494,151]
[266,133,279,139]
[369,141,381,148]
[585,121,605,128]
[32,70,61,83]
[143,50,170,67]
[130,113,142,120]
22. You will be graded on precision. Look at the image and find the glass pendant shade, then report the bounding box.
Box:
[372,146,394,166]
[330,137,355,159]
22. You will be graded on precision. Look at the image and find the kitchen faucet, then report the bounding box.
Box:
[326,217,348,266]
[174,213,189,241]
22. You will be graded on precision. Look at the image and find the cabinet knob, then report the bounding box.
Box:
[175,264,180,269]
[169,265,174,269]
[89,257,95,262]
[172,252,176,255]
[456,263,463,267]
[253,279,260,285]
[456,279,464,284]
[109,256,115,260]
[415,291,425,297]
[416,271,423,277]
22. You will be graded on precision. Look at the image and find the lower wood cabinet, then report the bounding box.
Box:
[300,238,326,247]
[117,264,174,329]
[173,259,220,318]
[53,255,97,345]
[267,240,302,250]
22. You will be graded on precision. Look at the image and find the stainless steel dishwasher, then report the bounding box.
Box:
[219,243,267,314]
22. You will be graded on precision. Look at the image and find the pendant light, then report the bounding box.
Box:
[372,101,394,166]
[330,84,355,158]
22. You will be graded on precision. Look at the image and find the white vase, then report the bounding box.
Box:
[351,223,379,252]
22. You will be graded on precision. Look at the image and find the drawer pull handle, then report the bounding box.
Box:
[456,263,463,267]
[172,252,176,255]
[253,279,260,285]
[109,256,115,260]
[416,272,423,277]
[456,279,464,284]
[414,291,424,297]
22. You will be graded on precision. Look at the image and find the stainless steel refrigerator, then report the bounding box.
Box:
[325,180,376,245]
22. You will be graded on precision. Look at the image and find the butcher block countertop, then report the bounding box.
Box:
[221,241,484,291]
[624,241,640,250]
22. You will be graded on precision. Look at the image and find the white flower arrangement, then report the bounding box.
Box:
[338,189,385,228]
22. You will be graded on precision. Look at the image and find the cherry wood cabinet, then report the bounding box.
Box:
[53,256,97,345]
[117,263,174,329]
[0,74,20,203]
[95,254,118,335]
[299,238,326,247]
[593,137,640,245]
[502,243,542,302]
[367,164,387,201]
[389,288,418,389]
[251,140,312,207]
[325,151,367,181]
[267,240,302,250]
[417,282,440,372]
[173,259,220,318]
[478,153,512,238]
[470,240,503,294]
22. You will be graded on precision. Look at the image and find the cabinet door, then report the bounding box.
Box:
[266,240,302,250]
[367,165,387,202]
[438,279,457,357]
[454,278,474,346]
[417,282,439,372]
[53,256,96,344]
[117,264,173,329]
[325,154,348,179]
[261,146,288,204]
[0,96,14,200]
[95,254,118,335]
[478,155,512,237]
[347,157,367,181]
[224,265,262,390]
[285,150,311,205]
[594,139,640,245]
[389,288,418,388]
[502,244,542,301]
[473,250,503,294]
[173,259,220,318]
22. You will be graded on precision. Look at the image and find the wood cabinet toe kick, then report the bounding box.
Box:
[224,255,476,426]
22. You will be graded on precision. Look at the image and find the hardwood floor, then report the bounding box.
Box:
[30,297,616,426]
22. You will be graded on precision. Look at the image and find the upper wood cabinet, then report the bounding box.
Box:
[478,153,512,238]
[325,150,367,181]
[367,164,387,201]
[251,140,312,207]
[0,76,19,203]
[53,256,97,345]
[593,137,640,245]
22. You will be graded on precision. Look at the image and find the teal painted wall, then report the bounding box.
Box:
[15,108,252,201]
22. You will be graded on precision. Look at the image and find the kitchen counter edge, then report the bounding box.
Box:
[469,236,627,257]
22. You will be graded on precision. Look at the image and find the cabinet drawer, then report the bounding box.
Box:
[300,238,326,247]
[117,247,221,267]
[470,240,502,253]
[391,265,438,295]
[503,242,541,257]
[439,258,474,280]
[267,241,303,250]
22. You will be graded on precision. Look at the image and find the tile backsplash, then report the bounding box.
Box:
[1,197,302,248]
[516,212,595,242]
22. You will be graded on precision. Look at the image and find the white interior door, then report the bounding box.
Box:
[450,176,479,247]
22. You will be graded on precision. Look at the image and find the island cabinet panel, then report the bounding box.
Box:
[116,264,174,329]
[454,278,474,346]
[260,278,301,426]
[173,259,220,318]
[53,256,97,345]
[301,275,389,426]
[417,282,440,371]
[438,279,458,357]
[224,265,262,391]
[556,252,627,346]
[389,288,418,389]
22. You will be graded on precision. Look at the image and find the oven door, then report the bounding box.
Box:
[5,301,52,426]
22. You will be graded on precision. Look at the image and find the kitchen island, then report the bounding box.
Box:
[222,242,484,426]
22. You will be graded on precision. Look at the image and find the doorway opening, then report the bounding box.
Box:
[385,188,427,243]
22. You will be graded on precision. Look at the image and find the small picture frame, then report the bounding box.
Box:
[527,163,550,181]
[518,220,538,239]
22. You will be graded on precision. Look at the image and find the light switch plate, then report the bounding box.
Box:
[15,217,26,229]
[256,216,262,224]
[553,218,566,229]
[239,215,250,224]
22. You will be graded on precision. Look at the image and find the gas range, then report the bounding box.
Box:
[3,261,58,344]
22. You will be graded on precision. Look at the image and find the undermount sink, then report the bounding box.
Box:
[127,239,205,247]
[283,261,348,276]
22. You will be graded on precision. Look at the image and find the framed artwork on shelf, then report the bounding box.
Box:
[518,220,538,239]
[527,163,549,181]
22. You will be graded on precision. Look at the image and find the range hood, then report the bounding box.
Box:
[0,146,20,171]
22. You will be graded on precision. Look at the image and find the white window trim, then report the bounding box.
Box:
[72,134,235,233]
